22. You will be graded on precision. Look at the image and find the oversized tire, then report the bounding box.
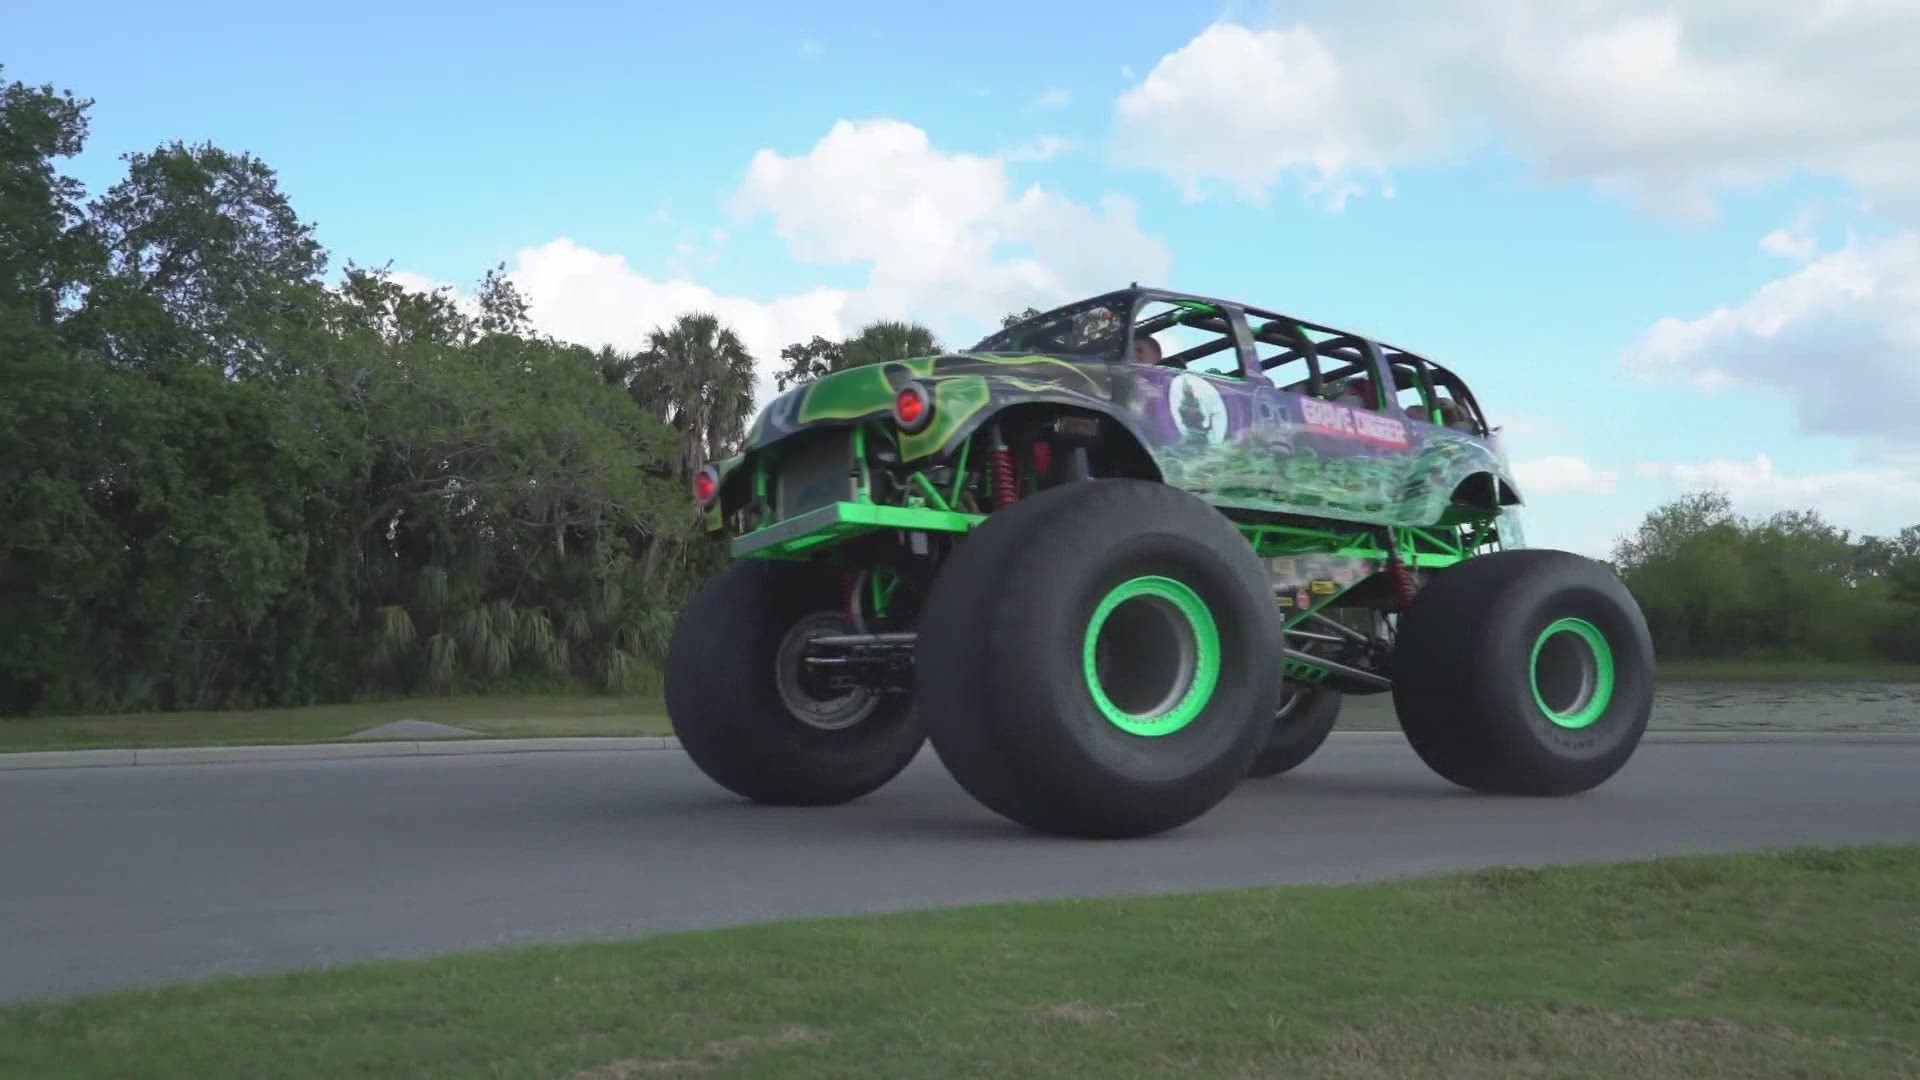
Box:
[1391,547,1654,796]
[665,560,923,806]
[1246,684,1342,779]
[916,479,1285,838]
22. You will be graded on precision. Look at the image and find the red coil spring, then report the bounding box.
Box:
[990,447,1017,509]
[1387,550,1416,612]
[840,572,857,620]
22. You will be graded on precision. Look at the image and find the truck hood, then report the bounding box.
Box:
[742,351,1126,455]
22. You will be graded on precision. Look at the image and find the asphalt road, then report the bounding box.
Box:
[4,735,1918,1006]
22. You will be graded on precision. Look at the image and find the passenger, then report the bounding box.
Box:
[1132,335,1163,365]
[1436,397,1475,432]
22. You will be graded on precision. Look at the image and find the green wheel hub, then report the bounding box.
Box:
[1529,617,1615,729]
[1082,575,1221,737]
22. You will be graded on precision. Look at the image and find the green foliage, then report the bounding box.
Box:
[1612,493,1920,663]
[0,73,747,715]
[774,335,841,390]
[0,66,96,324]
[773,318,942,390]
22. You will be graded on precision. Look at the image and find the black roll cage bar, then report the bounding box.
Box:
[972,285,1495,436]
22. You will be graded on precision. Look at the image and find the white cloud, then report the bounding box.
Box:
[382,269,466,305]
[1625,228,1920,442]
[1108,4,1920,221]
[1031,88,1070,110]
[1761,203,1823,260]
[1638,454,1920,533]
[1001,135,1076,163]
[399,239,850,414]
[1514,455,1620,496]
[731,118,1170,329]
[391,118,1170,416]
[1110,22,1439,208]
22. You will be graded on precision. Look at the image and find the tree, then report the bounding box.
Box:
[1002,306,1043,328]
[1859,526,1920,600]
[772,319,942,392]
[619,312,757,480]
[65,140,326,377]
[0,70,760,713]
[0,68,98,325]
[775,335,841,391]
[1612,491,1920,662]
[842,319,940,367]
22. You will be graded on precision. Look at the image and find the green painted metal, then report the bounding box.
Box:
[732,501,984,560]
[1284,658,1333,683]
[1081,575,1221,737]
[870,566,901,622]
[948,436,971,507]
[1529,617,1616,729]
[1237,520,1468,569]
[908,470,950,511]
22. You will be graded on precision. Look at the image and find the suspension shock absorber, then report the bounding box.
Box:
[988,425,1017,509]
[1384,530,1417,613]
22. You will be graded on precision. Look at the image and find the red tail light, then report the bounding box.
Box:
[893,383,933,432]
[692,466,718,505]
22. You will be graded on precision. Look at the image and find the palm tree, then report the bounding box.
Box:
[841,319,942,370]
[611,312,757,481]
[598,314,756,583]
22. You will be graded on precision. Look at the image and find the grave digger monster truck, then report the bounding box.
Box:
[665,286,1654,839]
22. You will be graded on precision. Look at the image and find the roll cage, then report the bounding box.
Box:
[972,285,1498,438]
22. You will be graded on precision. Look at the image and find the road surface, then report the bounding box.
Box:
[3,735,1917,1005]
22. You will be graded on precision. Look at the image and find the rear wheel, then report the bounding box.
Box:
[1391,548,1654,795]
[1247,684,1342,778]
[916,479,1283,838]
[665,560,923,806]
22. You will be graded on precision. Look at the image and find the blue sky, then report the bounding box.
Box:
[13,1,1920,555]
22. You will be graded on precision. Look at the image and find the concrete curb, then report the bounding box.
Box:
[0,736,678,771]
[2,729,1917,772]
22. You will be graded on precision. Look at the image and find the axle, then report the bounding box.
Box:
[799,628,1394,697]
[802,632,917,697]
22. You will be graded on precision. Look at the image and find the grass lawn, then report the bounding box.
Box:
[5,656,1918,752]
[0,693,671,753]
[1,845,1913,1078]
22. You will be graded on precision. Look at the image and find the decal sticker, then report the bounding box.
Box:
[1168,372,1229,447]
[1310,579,1338,595]
[737,327,1519,534]
[1300,396,1409,449]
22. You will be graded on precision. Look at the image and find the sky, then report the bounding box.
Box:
[12,0,1920,557]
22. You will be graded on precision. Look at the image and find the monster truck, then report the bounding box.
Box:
[665,286,1654,838]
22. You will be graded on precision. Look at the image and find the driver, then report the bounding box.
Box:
[1132,335,1163,365]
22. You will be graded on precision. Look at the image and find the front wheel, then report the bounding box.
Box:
[665,561,924,806]
[1391,548,1654,795]
[916,479,1284,839]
